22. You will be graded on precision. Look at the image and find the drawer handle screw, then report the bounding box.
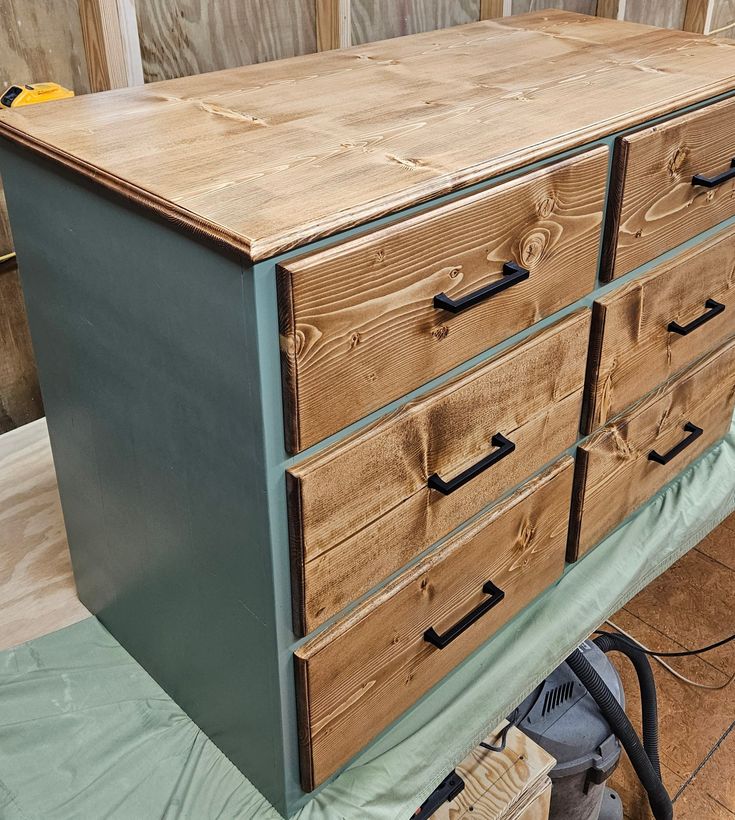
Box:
[433,261,530,314]
[428,433,515,495]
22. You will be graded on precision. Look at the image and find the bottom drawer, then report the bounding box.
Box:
[294,456,574,791]
[568,338,735,561]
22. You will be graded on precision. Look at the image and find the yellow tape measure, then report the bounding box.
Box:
[1,82,74,108]
[0,82,72,266]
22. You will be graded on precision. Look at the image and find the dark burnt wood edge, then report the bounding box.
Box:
[580,301,608,436]
[276,263,302,456]
[600,136,630,283]
[566,446,590,562]
[286,471,309,638]
[0,127,256,262]
[293,652,316,793]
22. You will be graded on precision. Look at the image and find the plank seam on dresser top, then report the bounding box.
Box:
[3,11,735,261]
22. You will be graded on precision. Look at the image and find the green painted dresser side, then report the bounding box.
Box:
[0,143,297,816]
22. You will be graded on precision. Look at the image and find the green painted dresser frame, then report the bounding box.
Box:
[2,91,735,820]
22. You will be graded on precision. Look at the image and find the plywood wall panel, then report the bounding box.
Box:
[136,0,317,82]
[0,263,43,433]
[711,0,735,36]
[0,0,91,93]
[0,182,12,259]
[511,1,596,15]
[623,0,687,30]
[351,0,480,45]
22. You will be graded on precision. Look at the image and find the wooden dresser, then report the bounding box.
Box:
[1,10,735,817]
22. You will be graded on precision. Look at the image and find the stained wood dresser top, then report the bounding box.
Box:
[3,10,735,261]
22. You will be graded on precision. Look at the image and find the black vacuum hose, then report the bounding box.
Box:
[565,648,673,820]
[593,631,661,778]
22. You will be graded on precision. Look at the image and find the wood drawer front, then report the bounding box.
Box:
[569,339,735,561]
[585,224,735,433]
[604,97,735,281]
[295,457,573,792]
[279,147,607,453]
[288,309,590,636]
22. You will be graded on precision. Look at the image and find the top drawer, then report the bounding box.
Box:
[604,96,735,281]
[278,147,608,453]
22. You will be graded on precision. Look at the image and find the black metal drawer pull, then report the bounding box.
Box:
[648,421,703,465]
[668,299,726,336]
[424,580,505,649]
[692,158,735,188]
[433,261,530,314]
[427,433,515,495]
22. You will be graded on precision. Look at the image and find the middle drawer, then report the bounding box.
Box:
[583,223,735,434]
[287,309,590,635]
[570,336,735,561]
[278,146,607,453]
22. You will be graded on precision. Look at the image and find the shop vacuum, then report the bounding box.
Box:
[415,633,673,820]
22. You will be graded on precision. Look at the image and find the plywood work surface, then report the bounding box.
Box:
[432,723,555,820]
[0,419,88,651]
[2,11,735,260]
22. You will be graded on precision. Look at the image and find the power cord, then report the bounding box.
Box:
[599,622,735,657]
[479,722,512,753]
[600,620,735,691]
[479,684,545,753]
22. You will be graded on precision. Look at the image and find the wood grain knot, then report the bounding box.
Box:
[356,55,399,66]
[516,519,537,556]
[419,577,434,600]
[349,331,362,349]
[536,195,556,219]
[385,154,427,171]
[668,147,689,176]
[610,425,635,460]
[195,100,268,127]
[431,326,450,341]
[519,230,549,266]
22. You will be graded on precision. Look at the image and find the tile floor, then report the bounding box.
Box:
[608,511,735,820]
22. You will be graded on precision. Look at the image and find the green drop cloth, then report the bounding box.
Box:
[2,417,734,820]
